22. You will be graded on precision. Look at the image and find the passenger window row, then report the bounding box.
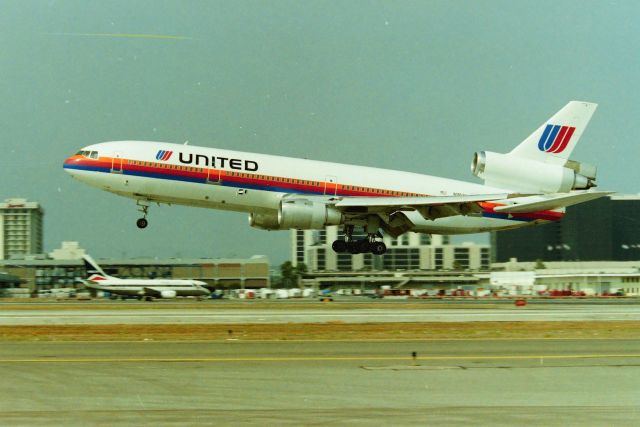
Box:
[126,159,419,197]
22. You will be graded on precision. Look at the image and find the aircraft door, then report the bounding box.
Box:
[324,175,338,196]
[111,153,123,174]
[206,168,221,184]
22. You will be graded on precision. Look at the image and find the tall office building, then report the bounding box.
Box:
[0,198,44,260]
[292,227,490,271]
[491,194,640,262]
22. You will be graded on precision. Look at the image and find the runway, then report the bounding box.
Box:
[1,339,639,426]
[3,301,640,425]
[2,304,640,325]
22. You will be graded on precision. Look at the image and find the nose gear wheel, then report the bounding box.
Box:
[136,201,150,229]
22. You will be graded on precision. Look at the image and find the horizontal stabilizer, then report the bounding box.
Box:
[493,191,614,213]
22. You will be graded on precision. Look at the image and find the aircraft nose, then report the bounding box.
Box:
[63,153,81,176]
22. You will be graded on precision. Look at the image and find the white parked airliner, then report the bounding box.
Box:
[64,101,611,255]
[80,255,210,300]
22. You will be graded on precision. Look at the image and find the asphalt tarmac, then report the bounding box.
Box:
[2,339,640,426]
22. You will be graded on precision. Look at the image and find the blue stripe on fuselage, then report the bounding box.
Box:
[63,163,111,173]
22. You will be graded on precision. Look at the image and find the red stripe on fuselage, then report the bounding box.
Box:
[64,155,113,170]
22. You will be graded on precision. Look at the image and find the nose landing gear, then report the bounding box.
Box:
[136,201,149,229]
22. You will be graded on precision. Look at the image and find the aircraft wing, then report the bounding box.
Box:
[332,193,512,219]
[492,191,614,213]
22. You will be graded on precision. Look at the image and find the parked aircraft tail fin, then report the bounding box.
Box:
[83,255,115,280]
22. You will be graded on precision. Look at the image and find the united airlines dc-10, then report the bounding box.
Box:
[63,101,611,255]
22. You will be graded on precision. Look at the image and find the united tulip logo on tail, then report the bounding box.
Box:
[156,150,173,161]
[538,124,576,153]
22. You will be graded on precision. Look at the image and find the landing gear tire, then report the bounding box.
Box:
[331,238,387,255]
[356,239,371,253]
[331,224,387,255]
[332,240,347,253]
[371,241,387,255]
[136,218,148,229]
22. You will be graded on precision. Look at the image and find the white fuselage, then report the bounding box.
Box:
[84,276,211,298]
[63,141,562,234]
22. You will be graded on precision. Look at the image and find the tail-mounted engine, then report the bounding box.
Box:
[471,151,597,193]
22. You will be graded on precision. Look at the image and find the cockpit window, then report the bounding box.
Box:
[75,150,99,159]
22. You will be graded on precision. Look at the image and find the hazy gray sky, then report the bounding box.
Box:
[1,0,638,265]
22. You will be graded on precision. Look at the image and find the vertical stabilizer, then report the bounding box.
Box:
[509,101,597,165]
[82,255,113,279]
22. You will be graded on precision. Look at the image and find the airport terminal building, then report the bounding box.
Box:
[491,194,640,262]
[0,242,270,296]
[291,227,490,291]
[489,259,640,296]
[292,227,490,271]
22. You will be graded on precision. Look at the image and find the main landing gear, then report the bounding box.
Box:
[136,201,149,229]
[331,224,387,255]
[332,239,387,255]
